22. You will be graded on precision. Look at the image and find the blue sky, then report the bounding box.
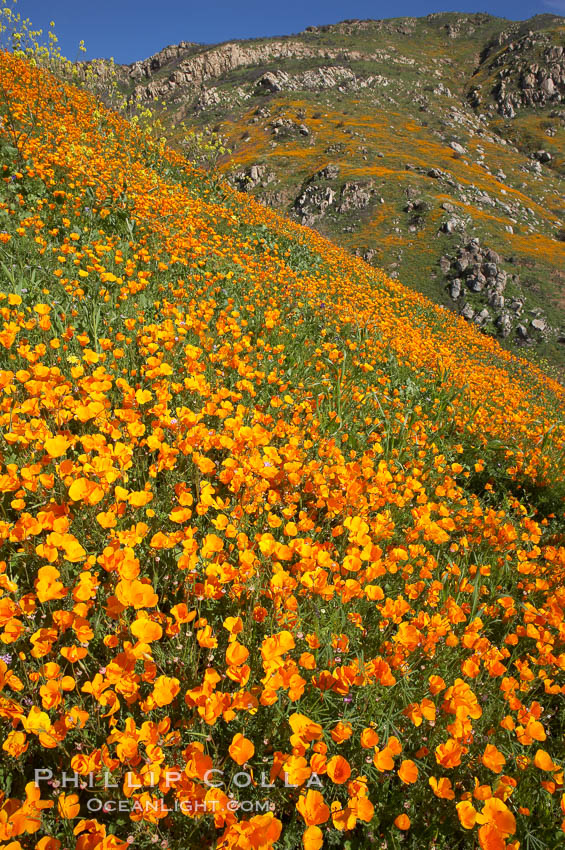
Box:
[13,0,565,64]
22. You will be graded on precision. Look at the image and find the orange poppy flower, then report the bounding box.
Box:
[429,776,455,799]
[476,797,516,833]
[457,800,478,829]
[326,755,351,784]
[302,825,324,850]
[534,749,557,772]
[296,790,330,826]
[435,738,463,768]
[57,793,80,819]
[131,616,163,643]
[398,759,418,784]
[394,814,410,830]
[152,675,180,707]
[44,435,70,458]
[229,733,255,765]
[482,744,506,774]
[360,727,379,748]
[2,729,28,757]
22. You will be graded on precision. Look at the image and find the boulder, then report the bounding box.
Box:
[441,217,461,234]
[467,274,486,292]
[256,72,283,93]
[495,312,512,337]
[485,248,501,264]
[439,255,451,274]
[535,150,552,163]
[475,308,491,325]
[509,298,524,314]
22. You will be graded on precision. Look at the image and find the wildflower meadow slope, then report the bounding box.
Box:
[0,50,564,850]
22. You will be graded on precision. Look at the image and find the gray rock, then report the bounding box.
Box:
[450,279,462,299]
[450,141,466,155]
[509,298,524,314]
[467,274,486,292]
[441,217,461,234]
[531,317,547,332]
[461,303,475,321]
[535,150,552,163]
[439,255,451,274]
[541,78,556,97]
[496,312,512,337]
[485,248,501,263]
[257,72,283,93]
[516,324,528,340]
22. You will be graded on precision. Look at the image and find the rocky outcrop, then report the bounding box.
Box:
[470,32,565,118]
[294,168,375,225]
[128,42,201,80]
[232,164,276,192]
[295,184,337,225]
[255,66,389,94]
[440,238,555,344]
[294,166,340,224]
[269,117,311,138]
[442,239,508,332]
[338,181,375,212]
[123,40,392,106]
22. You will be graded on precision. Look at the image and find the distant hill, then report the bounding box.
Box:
[90,12,565,378]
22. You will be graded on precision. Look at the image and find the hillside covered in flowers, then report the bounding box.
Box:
[0,50,564,850]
